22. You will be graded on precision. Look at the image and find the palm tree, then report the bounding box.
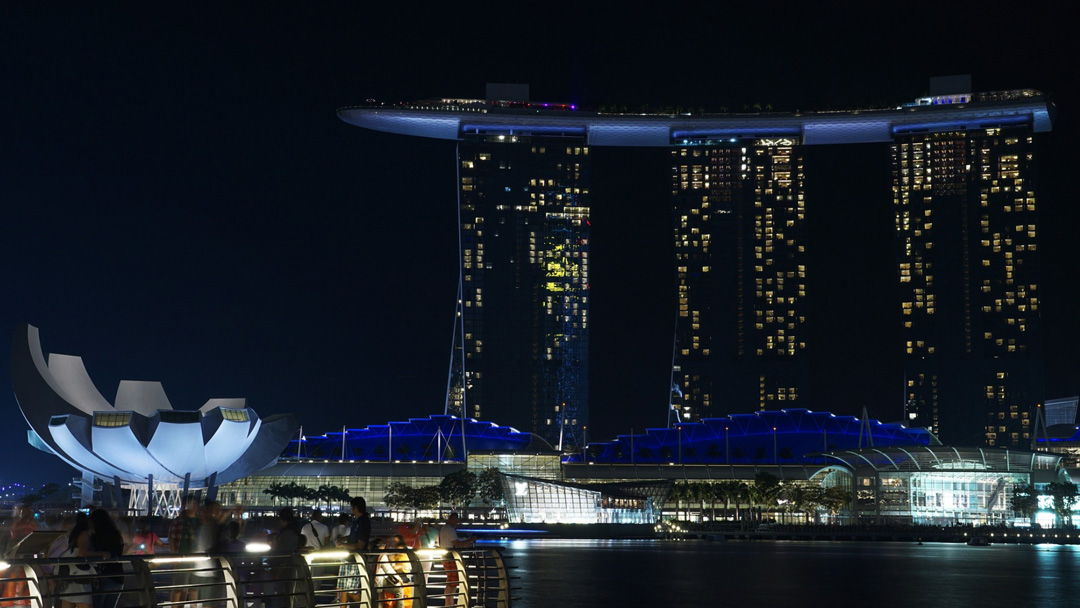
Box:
[714,481,737,522]
[668,482,686,522]
[703,483,720,522]
[725,481,750,524]
[673,481,695,522]
[263,482,286,506]
[751,472,781,523]
[686,482,703,522]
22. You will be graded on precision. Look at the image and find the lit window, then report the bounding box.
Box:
[94,412,132,428]
[222,408,249,422]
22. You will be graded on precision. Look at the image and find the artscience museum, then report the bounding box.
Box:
[10,324,298,514]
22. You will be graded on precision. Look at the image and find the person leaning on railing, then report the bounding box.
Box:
[371,539,405,608]
[390,535,415,608]
[335,497,371,608]
[437,513,473,608]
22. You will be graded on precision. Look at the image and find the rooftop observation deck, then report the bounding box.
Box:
[337,89,1053,146]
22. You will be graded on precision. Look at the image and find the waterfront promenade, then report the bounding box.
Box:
[0,546,509,608]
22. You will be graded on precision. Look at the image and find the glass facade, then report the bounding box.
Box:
[671,138,808,421]
[468,452,562,480]
[500,474,656,524]
[833,446,1063,524]
[874,471,1029,525]
[219,469,451,510]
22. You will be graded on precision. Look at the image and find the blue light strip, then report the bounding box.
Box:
[891,114,1031,135]
[671,127,802,140]
[461,124,586,137]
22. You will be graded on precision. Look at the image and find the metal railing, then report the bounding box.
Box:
[0,547,510,608]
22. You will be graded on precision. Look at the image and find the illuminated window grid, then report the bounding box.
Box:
[220,473,447,509]
[876,471,1028,525]
[502,476,654,525]
[221,408,249,422]
[468,453,562,481]
[93,412,132,428]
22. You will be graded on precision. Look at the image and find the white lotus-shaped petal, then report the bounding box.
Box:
[115,381,173,415]
[11,324,299,487]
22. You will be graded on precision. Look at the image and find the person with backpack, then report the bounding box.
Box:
[300,509,330,550]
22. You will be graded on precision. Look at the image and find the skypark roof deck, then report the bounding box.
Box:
[338,89,1053,146]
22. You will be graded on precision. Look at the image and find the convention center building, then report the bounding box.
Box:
[216,410,1067,526]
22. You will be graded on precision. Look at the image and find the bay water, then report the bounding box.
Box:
[495,538,1080,607]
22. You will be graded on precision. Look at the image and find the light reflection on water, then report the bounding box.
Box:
[495,539,1080,608]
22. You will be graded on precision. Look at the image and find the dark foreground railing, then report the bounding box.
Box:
[0,547,510,608]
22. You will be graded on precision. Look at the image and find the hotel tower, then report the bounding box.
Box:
[670,138,808,422]
[339,79,1053,449]
[894,109,1045,446]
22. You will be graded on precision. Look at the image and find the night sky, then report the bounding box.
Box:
[2,2,1077,484]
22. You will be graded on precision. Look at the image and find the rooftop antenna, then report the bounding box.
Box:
[858,406,874,449]
[446,142,467,418]
[557,404,566,452]
[460,415,468,464]
[1031,403,1046,451]
[444,287,462,416]
[667,316,681,428]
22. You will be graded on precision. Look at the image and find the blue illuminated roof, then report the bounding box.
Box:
[287,415,553,462]
[338,90,1052,147]
[566,409,939,465]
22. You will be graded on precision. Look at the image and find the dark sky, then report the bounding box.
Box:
[2,2,1077,484]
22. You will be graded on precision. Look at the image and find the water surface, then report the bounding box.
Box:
[495,538,1080,608]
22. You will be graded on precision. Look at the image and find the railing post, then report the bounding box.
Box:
[445,550,469,608]
[2,548,514,608]
[14,561,46,608]
[403,550,427,607]
[218,556,241,608]
[289,553,315,608]
[128,557,156,608]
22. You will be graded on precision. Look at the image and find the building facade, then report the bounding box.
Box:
[339,83,1053,449]
[672,138,809,421]
[895,106,1044,447]
[216,410,1068,526]
[450,129,591,451]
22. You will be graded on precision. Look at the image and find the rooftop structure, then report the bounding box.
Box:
[567,409,939,465]
[338,89,1052,147]
[286,415,556,461]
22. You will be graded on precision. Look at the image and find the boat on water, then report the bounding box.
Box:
[967,536,991,546]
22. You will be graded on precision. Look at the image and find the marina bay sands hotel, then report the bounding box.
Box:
[338,77,1054,453]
